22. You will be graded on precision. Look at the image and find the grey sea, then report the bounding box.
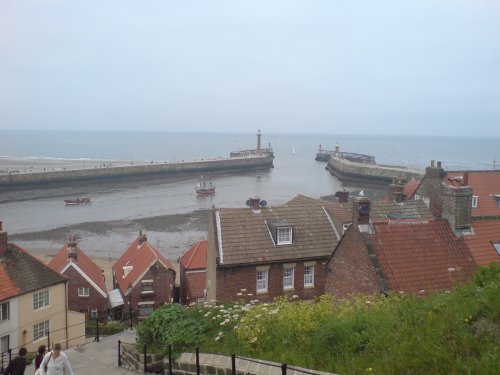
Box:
[0,130,498,260]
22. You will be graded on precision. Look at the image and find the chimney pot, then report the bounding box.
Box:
[0,222,7,256]
[352,196,371,225]
[437,161,441,168]
[431,160,435,167]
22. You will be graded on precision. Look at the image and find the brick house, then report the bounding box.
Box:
[413,163,500,266]
[325,196,477,297]
[112,231,176,320]
[0,222,85,353]
[48,237,107,321]
[179,240,207,305]
[206,198,340,303]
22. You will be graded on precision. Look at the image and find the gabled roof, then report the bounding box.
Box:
[464,219,500,266]
[445,171,500,217]
[403,179,421,199]
[371,220,476,293]
[112,234,175,295]
[287,194,352,223]
[216,204,339,266]
[0,243,67,302]
[48,242,107,297]
[180,240,207,270]
[370,200,433,222]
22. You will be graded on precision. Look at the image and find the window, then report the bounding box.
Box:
[142,282,153,292]
[138,305,154,317]
[90,308,98,319]
[492,242,500,255]
[256,270,268,292]
[0,302,9,322]
[277,227,292,245]
[0,335,9,354]
[304,266,315,287]
[283,267,294,289]
[78,287,89,297]
[472,196,479,208]
[422,197,430,208]
[414,194,421,200]
[33,321,49,341]
[33,290,49,310]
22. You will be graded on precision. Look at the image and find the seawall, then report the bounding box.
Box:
[0,155,273,189]
[326,156,424,183]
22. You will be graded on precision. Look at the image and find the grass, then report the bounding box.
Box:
[138,264,499,375]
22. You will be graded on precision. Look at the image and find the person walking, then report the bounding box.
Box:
[39,343,73,375]
[4,347,27,375]
[34,345,46,372]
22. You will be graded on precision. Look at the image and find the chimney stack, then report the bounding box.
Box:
[0,221,8,257]
[389,177,405,203]
[337,190,349,204]
[68,236,78,260]
[249,197,261,211]
[442,185,473,231]
[463,172,469,186]
[138,230,147,245]
[422,160,446,218]
[352,195,371,225]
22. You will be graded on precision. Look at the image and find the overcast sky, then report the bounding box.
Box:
[0,0,499,136]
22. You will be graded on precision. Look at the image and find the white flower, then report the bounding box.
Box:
[247,293,253,296]
[236,292,242,296]
[292,295,299,299]
[251,337,257,343]
[215,336,220,341]
[241,288,247,292]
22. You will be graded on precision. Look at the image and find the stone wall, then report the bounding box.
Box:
[0,156,274,188]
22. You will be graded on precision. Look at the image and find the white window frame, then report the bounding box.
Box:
[283,267,294,289]
[138,303,154,317]
[142,282,153,292]
[256,270,268,293]
[492,242,500,255]
[414,194,421,200]
[304,266,315,287]
[422,197,430,208]
[472,196,479,208]
[90,308,98,319]
[0,335,9,354]
[0,301,9,322]
[78,287,90,297]
[277,227,292,245]
[33,320,49,341]
[33,290,49,310]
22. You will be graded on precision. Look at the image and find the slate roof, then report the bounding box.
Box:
[464,219,500,266]
[0,243,67,302]
[48,241,107,296]
[180,240,207,270]
[445,171,500,217]
[370,200,433,222]
[216,204,339,266]
[371,220,476,293]
[287,194,352,223]
[112,234,175,295]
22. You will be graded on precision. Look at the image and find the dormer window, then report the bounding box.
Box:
[267,219,293,245]
[472,196,479,208]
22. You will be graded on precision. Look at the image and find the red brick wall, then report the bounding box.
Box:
[325,226,381,297]
[64,266,107,320]
[129,261,175,317]
[181,269,206,305]
[216,259,327,303]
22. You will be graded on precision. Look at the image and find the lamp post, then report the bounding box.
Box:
[128,283,133,330]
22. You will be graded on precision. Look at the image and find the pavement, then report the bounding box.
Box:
[25,329,139,375]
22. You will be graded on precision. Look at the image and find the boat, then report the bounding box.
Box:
[64,197,91,205]
[195,175,215,195]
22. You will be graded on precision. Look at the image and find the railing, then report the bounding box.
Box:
[118,343,333,375]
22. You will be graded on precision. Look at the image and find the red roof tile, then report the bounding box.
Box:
[464,219,500,266]
[0,261,21,301]
[372,220,476,293]
[403,179,421,199]
[445,171,500,217]
[180,240,207,270]
[112,234,175,294]
[48,242,107,295]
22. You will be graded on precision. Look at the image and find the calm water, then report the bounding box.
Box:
[0,130,498,236]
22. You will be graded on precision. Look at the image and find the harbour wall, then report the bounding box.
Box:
[0,155,274,189]
[326,156,424,184]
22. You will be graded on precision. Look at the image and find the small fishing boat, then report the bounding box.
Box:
[195,175,215,195]
[64,197,91,205]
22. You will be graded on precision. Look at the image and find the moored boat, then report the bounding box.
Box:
[64,197,91,205]
[195,175,215,195]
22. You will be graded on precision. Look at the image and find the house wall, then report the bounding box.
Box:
[216,260,327,303]
[181,269,206,305]
[67,310,86,347]
[64,266,106,321]
[325,227,381,297]
[17,283,81,352]
[0,297,19,352]
[130,261,175,319]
